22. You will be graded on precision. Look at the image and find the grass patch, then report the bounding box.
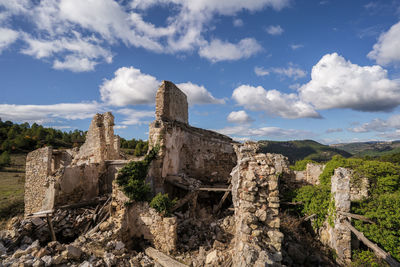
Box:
[0,154,25,229]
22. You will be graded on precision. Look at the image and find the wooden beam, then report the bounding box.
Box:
[46,214,56,242]
[198,187,230,192]
[57,197,107,210]
[301,214,316,223]
[343,220,400,267]
[171,191,197,212]
[145,247,188,267]
[165,176,191,190]
[27,209,54,218]
[281,201,303,206]
[337,211,375,224]
[214,184,232,214]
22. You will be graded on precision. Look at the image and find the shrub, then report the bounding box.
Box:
[351,250,389,267]
[150,193,177,216]
[0,151,11,168]
[116,146,159,202]
[294,184,333,228]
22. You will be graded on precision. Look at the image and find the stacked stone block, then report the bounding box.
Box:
[231,142,287,267]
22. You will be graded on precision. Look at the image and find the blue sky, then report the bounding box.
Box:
[1,0,400,144]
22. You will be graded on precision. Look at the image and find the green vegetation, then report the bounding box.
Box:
[290,159,316,171]
[257,139,351,164]
[0,154,25,229]
[116,146,159,202]
[351,250,389,267]
[333,141,400,157]
[0,151,11,169]
[0,119,85,153]
[293,155,400,262]
[120,138,148,157]
[294,184,333,228]
[150,193,177,216]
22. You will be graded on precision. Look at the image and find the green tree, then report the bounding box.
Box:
[0,151,11,168]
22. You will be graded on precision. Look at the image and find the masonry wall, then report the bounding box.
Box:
[294,163,325,185]
[111,182,177,254]
[231,142,287,266]
[25,147,53,215]
[155,81,188,124]
[148,81,236,193]
[24,112,122,215]
[74,112,120,165]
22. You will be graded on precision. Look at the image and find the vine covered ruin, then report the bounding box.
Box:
[1,81,399,266]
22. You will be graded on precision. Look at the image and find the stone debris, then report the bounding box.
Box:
[1,81,345,267]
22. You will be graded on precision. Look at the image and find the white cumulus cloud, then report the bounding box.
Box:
[0,102,101,124]
[232,85,320,119]
[0,28,19,53]
[116,108,154,125]
[216,125,313,139]
[227,110,253,124]
[177,82,225,105]
[100,66,224,106]
[233,18,243,27]
[368,21,400,66]
[100,67,160,106]
[299,53,400,112]
[348,114,400,133]
[199,38,262,62]
[0,0,291,69]
[254,66,270,76]
[266,25,284,35]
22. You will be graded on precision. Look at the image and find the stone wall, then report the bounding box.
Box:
[155,81,188,124]
[74,112,120,165]
[111,183,177,254]
[148,81,236,193]
[319,167,352,265]
[25,147,53,215]
[294,163,325,185]
[230,142,287,266]
[24,112,122,216]
[350,176,369,201]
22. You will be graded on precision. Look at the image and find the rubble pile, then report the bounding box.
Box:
[0,209,155,266]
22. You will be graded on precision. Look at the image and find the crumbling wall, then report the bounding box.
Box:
[331,167,352,264]
[25,147,53,215]
[294,163,325,185]
[74,112,120,165]
[148,81,236,193]
[111,182,177,254]
[350,176,369,201]
[230,142,287,266]
[319,167,352,265]
[25,112,122,216]
[155,81,188,124]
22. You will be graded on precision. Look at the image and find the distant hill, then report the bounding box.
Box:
[331,140,400,157]
[257,139,352,164]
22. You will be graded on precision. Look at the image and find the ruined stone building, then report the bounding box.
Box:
[25,112,123,216]
[21,80,376,266]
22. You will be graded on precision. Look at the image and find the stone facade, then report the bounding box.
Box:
[24,112,121,216]
[155,81,188,124]
[111,182,177,254]
[148,81,237,193]
[350,175,369,201]
[294,163,325,185]
[25,147,53,215]
[331,167,352,264]
[74,112,120,165]
[231,142,287,267]
[319,167,352,265]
